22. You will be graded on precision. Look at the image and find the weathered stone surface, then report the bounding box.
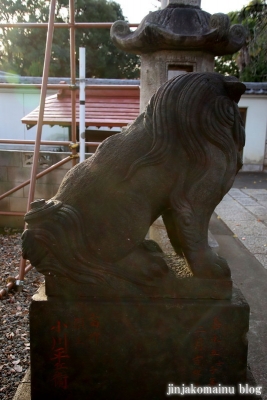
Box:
[22,73,246,294]
[45,275,232,300]
[139,50,215,110]
[170,0,201,6]
[30,288,250,400]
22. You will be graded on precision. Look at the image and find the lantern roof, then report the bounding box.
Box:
[111,3,246,56]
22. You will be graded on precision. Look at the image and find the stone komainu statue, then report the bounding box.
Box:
[22,73,246,287]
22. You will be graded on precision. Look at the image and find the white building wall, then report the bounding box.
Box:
[0,88,69,151]
[239,95,267,172]
[1,88,267,171]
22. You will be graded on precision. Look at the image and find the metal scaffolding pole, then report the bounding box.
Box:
[17,0,57,290]
[79,47,86,162]
[69,0,78,168]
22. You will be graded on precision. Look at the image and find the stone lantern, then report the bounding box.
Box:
[111,0,247,251]
[111,0,246,111]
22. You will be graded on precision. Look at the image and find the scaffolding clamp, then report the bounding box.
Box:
[69,143,79,150]
[15,280,24,292]
[68,84,79,91]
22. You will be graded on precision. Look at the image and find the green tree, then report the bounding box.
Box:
[0,0,140,78]
[215,0,267,82]
[214,54,239,78]
[236,0,267,81]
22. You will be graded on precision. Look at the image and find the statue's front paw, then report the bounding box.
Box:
[188,251,231,280]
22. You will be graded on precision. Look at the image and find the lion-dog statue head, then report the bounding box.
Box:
[22,72,246,288]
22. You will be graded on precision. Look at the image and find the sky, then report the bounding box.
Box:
[117,0,251,22]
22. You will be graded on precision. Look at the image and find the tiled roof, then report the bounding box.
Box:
[244,82,267,95]
[21,84,140,128]
[2,74,267,95]
[2,75,267,129]
[0,75,140,86]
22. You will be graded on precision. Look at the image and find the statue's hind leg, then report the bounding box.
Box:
[164,170,234,279]
[164,204,230,279]
[162,209,183,256]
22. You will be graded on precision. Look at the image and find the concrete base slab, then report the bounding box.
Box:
[12,368,31,400]
[209,213,267,399]
[241,165,264,172]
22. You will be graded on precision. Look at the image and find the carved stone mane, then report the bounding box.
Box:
[125,73,245,179]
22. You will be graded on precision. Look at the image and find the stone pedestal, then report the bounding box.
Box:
[30,285,251,399]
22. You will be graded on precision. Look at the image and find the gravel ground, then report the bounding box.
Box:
[165,252,193,278]
[0,232,43,400]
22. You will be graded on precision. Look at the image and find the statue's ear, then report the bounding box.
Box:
[224,81,246,103]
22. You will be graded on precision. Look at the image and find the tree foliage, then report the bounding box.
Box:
[0,0,140,78]
[215,0,267,82]
[214,54,239,78]
[236,0,267,81]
